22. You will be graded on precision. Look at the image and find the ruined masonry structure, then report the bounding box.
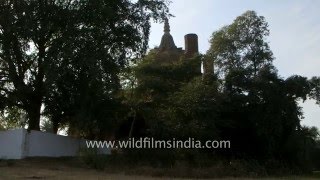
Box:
[154,18,198,60]
[154,18,213,75]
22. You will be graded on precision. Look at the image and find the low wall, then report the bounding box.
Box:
[0,129,110,159]
[27,130,83,157]
[0,129,25,159]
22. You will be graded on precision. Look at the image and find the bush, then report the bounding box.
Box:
[79,148,109,170]
[124,149,177,168]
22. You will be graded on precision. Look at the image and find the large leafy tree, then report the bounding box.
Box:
[207,10,320,160]
[0,0,170,131]
[208,10,273,79]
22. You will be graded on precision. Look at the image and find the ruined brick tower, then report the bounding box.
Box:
[184,33,199,58]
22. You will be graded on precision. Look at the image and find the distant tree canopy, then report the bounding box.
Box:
[0,0,170,132]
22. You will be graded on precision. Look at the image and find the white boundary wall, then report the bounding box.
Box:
[0,129,110,159]
[0,129,25,159]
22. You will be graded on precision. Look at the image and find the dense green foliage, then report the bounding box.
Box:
[0,107,27,130]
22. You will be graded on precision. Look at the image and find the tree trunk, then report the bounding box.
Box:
[52,117,59,134]
[128,110,136,138]
[27,102,42,131]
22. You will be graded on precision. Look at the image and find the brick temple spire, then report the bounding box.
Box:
[159,18,177,51]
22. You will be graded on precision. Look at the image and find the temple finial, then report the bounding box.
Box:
[164,18,170,34]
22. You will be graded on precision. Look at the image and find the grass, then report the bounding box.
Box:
[310,171,320,178]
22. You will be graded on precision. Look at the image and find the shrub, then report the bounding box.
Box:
[79,148,109,170]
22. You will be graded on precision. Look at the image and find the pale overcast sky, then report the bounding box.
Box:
[148,0,320,129]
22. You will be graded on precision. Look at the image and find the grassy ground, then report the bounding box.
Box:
[0,158,319,180]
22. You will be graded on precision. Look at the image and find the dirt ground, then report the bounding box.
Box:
[0,158,319,180]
